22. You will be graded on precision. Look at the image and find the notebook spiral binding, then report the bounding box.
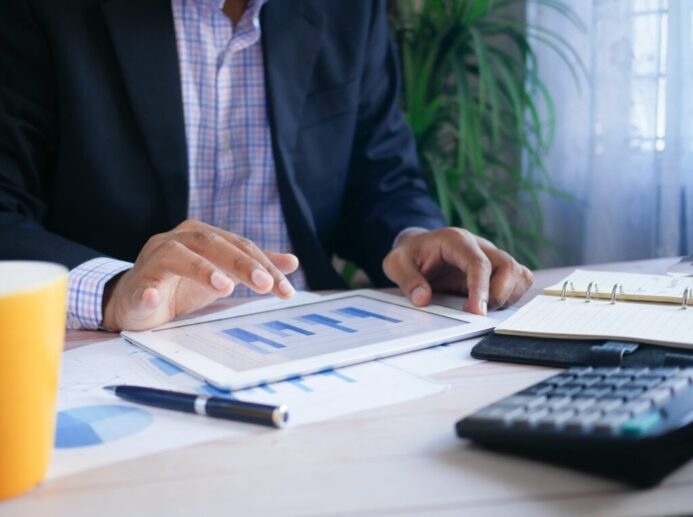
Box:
[610,283,624,304]
[559,280,690,309]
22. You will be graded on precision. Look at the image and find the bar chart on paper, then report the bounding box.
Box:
[154,295,465,371]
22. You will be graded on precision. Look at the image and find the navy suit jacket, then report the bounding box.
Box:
[0,0,445,289]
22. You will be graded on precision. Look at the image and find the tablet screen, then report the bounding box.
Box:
[153,295,467,372]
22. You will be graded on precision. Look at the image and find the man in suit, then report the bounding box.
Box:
[0,0,532,331]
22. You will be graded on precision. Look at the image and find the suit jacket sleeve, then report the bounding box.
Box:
[0,1,104,268]
[334,0,446,286]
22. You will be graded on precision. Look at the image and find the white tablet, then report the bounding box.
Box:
[122,289,493,391]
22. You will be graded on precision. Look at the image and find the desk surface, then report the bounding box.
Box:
[3,257,693,517]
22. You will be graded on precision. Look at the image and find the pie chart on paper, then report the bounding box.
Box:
[55,404,153,449]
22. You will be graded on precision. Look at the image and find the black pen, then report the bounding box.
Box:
[103,385,288,428]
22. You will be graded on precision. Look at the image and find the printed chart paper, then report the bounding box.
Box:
[51,338,442,479]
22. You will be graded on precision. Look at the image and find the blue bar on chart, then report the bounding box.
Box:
[199,384,236,399]
[258,382,276,394]
[260,320,314,337]
[334,306,402,324]
[222,328,285,354]
[297,314,357,333]
[286,375,313,392]
[318,368,357,383]
[149,357,185,376]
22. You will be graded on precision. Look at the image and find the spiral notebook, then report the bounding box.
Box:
[495,270,693,349]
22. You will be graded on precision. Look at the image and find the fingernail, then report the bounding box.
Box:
[211,271,232,291]
[251,269,273,289]
[278,279,295,297]
[480,300,488,316]
[412,286,427,305]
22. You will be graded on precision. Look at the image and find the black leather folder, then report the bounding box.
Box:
[471,332,693,368]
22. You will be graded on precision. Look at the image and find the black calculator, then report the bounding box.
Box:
[456,367,693,487]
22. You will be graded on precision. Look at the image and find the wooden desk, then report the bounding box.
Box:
[3,258,693,516]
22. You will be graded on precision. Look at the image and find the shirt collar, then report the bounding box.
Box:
[215,0,268,22]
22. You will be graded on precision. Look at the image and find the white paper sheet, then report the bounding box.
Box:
[51,339,442,479]
[497,294,693,348]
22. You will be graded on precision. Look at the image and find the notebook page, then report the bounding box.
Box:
[543,269,693,304]
[496,295,693,349]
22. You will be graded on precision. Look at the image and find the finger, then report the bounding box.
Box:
[142,239,235,296]
[383,249,432,306]
[172,231,276,295]
[503,266,534,308]
[265,252,300,275]
[230,238,296,298]
[485,250,519,310]
[488,266,517,309]
[175,222,294,298]
[439,231,491,315]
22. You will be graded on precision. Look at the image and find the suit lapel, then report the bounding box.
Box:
[102,0,188,226]
[262,1,346,289]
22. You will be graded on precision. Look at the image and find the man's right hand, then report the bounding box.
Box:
[101,220,299,331]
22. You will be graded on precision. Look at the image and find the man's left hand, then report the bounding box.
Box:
[383,228,533,315]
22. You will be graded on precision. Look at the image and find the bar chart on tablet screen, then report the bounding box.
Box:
[154,295,466,371]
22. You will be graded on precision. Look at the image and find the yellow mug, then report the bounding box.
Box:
[0,261,67,500]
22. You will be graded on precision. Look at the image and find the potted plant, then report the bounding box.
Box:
[389,0,584,268]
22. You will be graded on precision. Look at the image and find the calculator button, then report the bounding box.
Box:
[566,367,592,375]
[591,367,621,375]
[536,410,575,430]
[621,411,662,436]
[647,367,680,376]
[596,378,630,388]
[605,374,636,382]
[624,378,663,390]
[548,374,577,386]
[572,376,601,387]
[564,411,601,432]
[639,388,673,406]
[565,398,598,411]
[590,399,624,412]
[576,387,612,398]
[638,374,667,382]
[621,399,653,416]
[518,384,554,396]
[673,371,693,383]
[593,413,631,434]
[551,386,582,397]
[658,378,690,394]
[467,406,523,425]
[603,388,644,400]
[498,395,547,409]
[514,408,550,428]
[543,396,572,411]
[622,368,650,376]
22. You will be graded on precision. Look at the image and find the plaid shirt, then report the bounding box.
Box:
[66,0,306,329]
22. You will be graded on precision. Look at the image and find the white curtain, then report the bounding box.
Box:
[528,0,693,267]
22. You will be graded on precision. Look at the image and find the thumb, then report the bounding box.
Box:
[383,252,432,307]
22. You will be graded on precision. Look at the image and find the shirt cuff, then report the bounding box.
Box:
[67,257,133,330]
[392,227,429,249]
